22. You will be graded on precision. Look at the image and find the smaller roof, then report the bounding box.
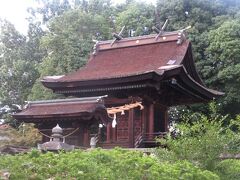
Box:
[13,96,110,123]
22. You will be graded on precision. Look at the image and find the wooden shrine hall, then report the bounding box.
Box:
[13,28,223,148]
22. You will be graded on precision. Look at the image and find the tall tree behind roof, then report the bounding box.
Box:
[156,0,240,117]
[202,20,240,116]
[28,2,113,100]
[28,0,72,24]
[115,2,155,37]
[0,20,39,126]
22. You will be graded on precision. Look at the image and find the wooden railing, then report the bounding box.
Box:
[134,132,167,148]
[134,133,144,148]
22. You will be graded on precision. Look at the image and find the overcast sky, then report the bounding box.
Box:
[0,0,156,34]
[0,0,37,33]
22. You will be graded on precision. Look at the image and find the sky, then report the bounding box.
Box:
[0,0,156,35]
[0,0,36,34]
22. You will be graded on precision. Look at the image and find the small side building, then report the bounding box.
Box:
[13,31,223,148]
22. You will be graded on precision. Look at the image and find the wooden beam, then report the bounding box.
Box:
[155,19,169,40]
[152,26,160,33]
[113,33,122,40]
[111,26,125,46]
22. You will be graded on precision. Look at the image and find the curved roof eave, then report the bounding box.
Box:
[12,97,111,124]
[162,66,224,100]
[42,65,223,101]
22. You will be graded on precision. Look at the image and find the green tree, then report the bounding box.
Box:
[202,20,240,116]
[0,20,40,126]
[116,2,155,36]
[156,0,229,61]
[29,9,111,100]
[0,20,39,107]
[27,0,72,24]
[157,114,240,171]
[156,0,240,116]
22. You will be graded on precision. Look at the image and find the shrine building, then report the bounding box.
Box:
[13,29,223,148]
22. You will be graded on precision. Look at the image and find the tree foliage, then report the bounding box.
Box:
[0,123,41,148]
[116,2,155,36]
[157,114,240,171]
[0,148,220,180]
[28,8,111,100]
[203,20,240,115]
[0,20,39,111]
[156,0,240,117]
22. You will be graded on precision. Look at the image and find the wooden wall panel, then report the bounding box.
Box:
[116,112,129,141]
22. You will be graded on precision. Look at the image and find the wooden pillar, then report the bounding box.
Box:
[106,122,111,143]
[83,128,89,147]
[128,109,134,147]
[149,103,154,136]
[141,104,146,135]
[112,126,117,142]
[164,107,169,132]
[155,105,169,132]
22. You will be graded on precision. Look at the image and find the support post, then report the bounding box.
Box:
[112,126,117,142]
[164,107,169,132]
[141,102,147,136]
[149,103,154,140]
[83,128,89,147]
[106,122,111,143]
[128,109,134,147]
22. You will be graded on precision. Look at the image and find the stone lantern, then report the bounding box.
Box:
[52,124,63,142]
[38,124,74,152]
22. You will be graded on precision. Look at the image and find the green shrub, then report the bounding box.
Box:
[215,159,240,180]
[0,148,219,180]
[0,123,41,148]
[157,115,240,171]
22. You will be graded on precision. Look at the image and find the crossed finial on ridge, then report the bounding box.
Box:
[111,26,125,46]
[152,19,169,40]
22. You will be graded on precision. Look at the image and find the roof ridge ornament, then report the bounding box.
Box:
[111,26,125,47]
[177,26,191,45]
[154,19,169,40]
[92,39,99,55]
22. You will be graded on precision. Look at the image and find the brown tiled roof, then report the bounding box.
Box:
[13,97,109,121]
[15,103,100,117]
[41,32,223,101]
[43,33,188,83]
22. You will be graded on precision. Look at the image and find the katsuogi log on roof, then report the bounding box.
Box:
[42,31,223,105]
